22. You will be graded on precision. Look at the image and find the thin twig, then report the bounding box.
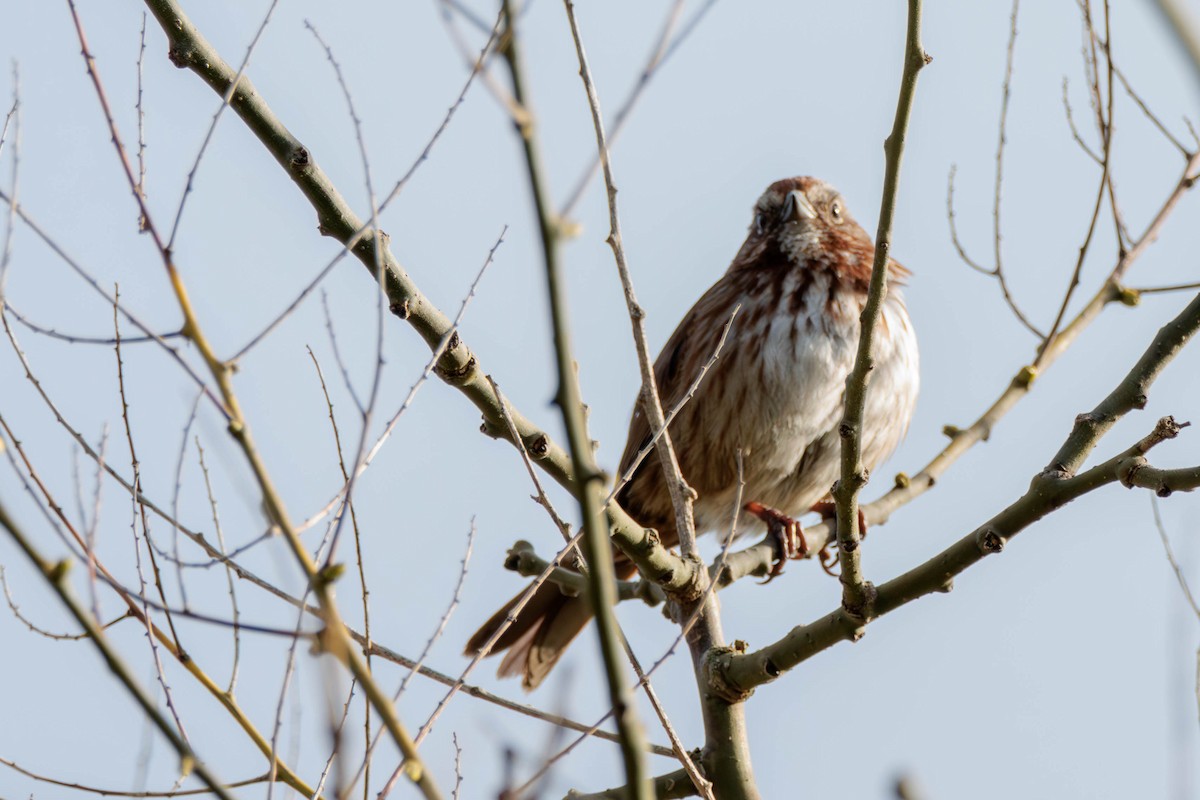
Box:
[0,756,267,798]
[194,438,242,693]
[167,0,281,248]
[82,426,108,619]
[136,12,149,231]
[1128,281,1200,296]
[993,0,1044,337]
[562,4,713,796]
[306,344,374,795]
[945,165,992,273]
[1111,63,1192,157]
[304,19,392,568]
[404,521,475,705]
[3,299,183,345]
[1061,77,1103,163]
[0,565,128,640]
[0,195,227,415]
[0,411,316,796]
[725,291,1200,692]
[73,2,442,792]
[488,377,573,539]
[169,391,202,612]
[0,499,237,800]
[604,309,738,508]
[1149,497,1200,619]
[557,0,687,219]
[266,600,309,800]
[1039,0,1116,360]
[319,291,365,415]
[369,521,475,799]
[231,7,504,362]
[298,227,504,533]
[0,63,20,300]
[946,0,1043,336]
[833,0,930,615]
[113,287,191,746]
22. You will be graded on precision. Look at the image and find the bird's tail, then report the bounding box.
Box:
[464,580,594,691]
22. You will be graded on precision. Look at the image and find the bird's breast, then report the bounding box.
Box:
[728,273,860,476]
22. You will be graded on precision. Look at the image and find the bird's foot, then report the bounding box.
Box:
[744,501,808,583]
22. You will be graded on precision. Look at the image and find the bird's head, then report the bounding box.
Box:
[732,176,895,288]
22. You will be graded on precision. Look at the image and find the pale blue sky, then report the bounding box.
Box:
[1,2,1199,799]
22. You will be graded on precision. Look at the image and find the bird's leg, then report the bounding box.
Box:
[743,501,808,583]
[808,500,868,578]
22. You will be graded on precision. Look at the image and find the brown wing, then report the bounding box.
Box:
[614,271,752,546]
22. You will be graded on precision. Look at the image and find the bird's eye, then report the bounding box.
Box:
[754,211,768,234]
[830,200,844,224]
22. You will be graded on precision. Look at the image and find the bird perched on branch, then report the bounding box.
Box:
[466,176,920,689]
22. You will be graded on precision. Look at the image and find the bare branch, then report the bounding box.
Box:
[194,438,242,693]
[1040,0,1115,355]
[1149,496,1200,618]
[0,498,237,800]
[0,63,20,300]
[146,0,696,600]
[500,4,650,792]
[0,756,268,798]
[833,0,930,615]
[724,289,1200,692]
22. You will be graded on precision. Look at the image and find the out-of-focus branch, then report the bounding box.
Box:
[499,3,650,796]
[1153,0,1200,80]
[0,498,236,800]
[0,410,317,797]
[721,290,1200,692]
[560,2,718,797]
[833,0,930,614]
[510,460,747,800]
[1121,461,1200,494]
[1,64,20,299]
[0,757,269,797]
[567,767,699,800]
[7,335,660,760]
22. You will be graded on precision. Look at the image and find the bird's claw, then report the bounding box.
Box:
[744,501,808,583]
[817,543,840,577]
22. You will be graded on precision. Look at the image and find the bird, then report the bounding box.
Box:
[466,176,919,690]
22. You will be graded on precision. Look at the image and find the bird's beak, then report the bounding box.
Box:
[786,190,818,223]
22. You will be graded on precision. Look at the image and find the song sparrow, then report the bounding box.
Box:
[466,176,919,689]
